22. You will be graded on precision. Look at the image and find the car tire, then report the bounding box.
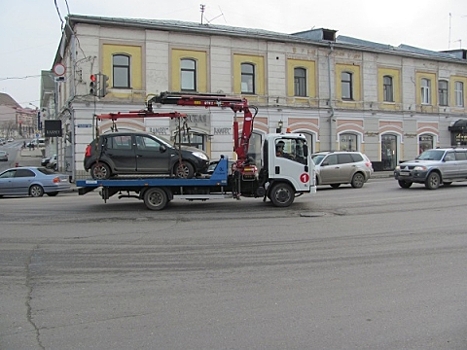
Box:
[143,187,168,210]
[173,161,194,178]
[47,192,59,196]
[29,185,44,197]
[269,183,294,207]
[398,180,413,189]
[91,162,111,180]
[351,172,365,188]
[330,184,341,189]
[425,172,440,190]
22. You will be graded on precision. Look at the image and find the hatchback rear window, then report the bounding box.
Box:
[350,153,364,162]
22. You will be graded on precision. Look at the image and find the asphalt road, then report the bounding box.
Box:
[1,178,467,349]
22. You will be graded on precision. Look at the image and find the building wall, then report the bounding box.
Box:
[51,20,467,179]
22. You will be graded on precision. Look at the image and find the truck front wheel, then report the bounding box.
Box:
[143,188,168,210]
[269,183,295,207]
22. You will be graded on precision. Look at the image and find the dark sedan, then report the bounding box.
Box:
[0,167,71,197]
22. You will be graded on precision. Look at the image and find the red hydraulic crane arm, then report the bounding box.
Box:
[95,111,186,121]
[149,92,257,162]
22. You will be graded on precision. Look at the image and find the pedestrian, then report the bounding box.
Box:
[22,141,26,149]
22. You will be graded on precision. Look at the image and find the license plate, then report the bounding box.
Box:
[399,171,410,176]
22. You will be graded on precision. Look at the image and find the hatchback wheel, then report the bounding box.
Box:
[351,173,365,188]
[29,185,44,197]
[173,161,194,178]
[91,163,111,180]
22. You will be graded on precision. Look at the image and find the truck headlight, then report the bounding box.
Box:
[414,165,427,171]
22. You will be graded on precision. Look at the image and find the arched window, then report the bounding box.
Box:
[340,133,358,151]
[181,59,196,91]
[341,72,353,100]
[294,68,307,97]
[113,54,130,88]
[241,63,255,94]
[419,134,434,154]
[383,75,394,102]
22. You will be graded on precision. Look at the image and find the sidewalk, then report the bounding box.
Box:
[15,148,44,167]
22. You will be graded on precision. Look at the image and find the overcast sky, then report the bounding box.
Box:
[1,0,466,108]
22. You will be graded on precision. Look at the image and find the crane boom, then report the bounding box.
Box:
[149,92,257,164]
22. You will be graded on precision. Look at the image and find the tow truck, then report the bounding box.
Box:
[76,92,316,210]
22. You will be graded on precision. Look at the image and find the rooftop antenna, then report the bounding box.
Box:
[200,4,205,25]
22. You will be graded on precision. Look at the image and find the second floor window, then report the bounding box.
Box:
[294,68,307,97]
[455,81,464,107]
[383,75,394,102]
[241,63,255,94]
[113,54,130,88]
[439,80,448,106]
[421,78,431,104]
[181,59,196,91]
[341,72,353,100]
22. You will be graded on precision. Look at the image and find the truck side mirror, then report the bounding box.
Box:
[160,145,167,153]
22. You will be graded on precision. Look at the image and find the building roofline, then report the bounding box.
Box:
[54,14,467,66]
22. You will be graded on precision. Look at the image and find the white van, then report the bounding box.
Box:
[38,138,46,148]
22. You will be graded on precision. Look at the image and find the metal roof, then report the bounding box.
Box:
[58,14,466,65]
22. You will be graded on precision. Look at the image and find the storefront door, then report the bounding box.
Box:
[381,134,397,170]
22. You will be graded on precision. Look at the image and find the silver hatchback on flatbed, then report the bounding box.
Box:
[394,148,467,190]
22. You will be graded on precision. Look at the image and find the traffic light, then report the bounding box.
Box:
[89,74,98,96]
[37,111,42,130]
[99,74,109,97]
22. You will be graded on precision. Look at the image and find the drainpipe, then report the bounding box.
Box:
[327,42,335,151]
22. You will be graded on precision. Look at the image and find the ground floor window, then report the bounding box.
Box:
[419,134,434,154]
[176,132,206,150]
[339,133,358,151]
[381,134,397,170]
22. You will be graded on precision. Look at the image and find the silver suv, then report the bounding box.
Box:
[395,148,467,190]
[312,151,373,188]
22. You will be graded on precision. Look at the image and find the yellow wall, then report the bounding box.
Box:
[335,63,361,108]
[102,44,143,95]
[415,72,437,106]
[377,67,401,110]
[171,49,208,92]
[286,59,316,99]
[233,54,265,95]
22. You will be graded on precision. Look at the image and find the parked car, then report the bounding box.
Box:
[7,138,14,142]
[46,154,58,170]
[0,150,8,161]
[84,132,210,180]
[312,151,373,188]
[0,138,5,145]
[0,166,71,197]
[41,156,51,167]
[206,159,236,174]
[394,148,467,190]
